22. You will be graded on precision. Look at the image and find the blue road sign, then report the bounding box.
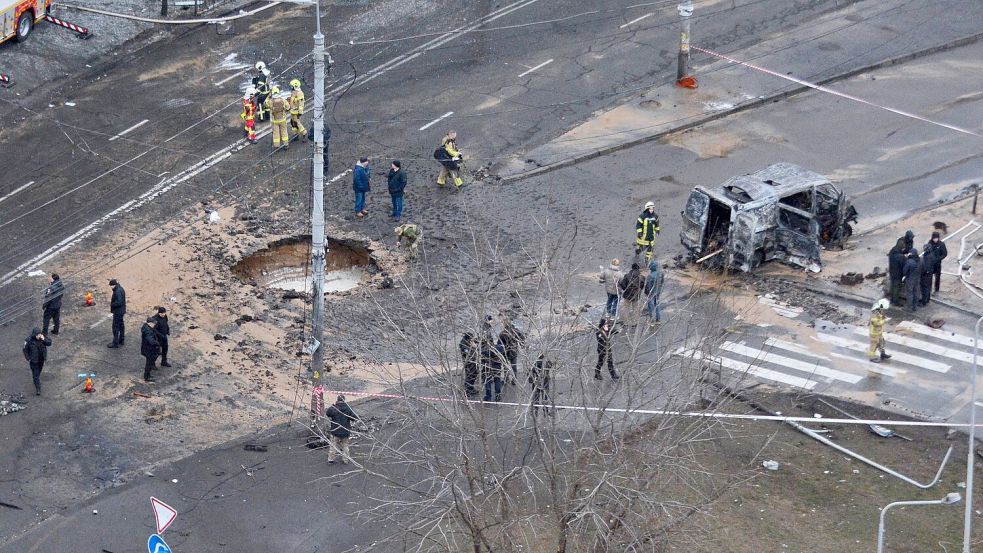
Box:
[148,533,172,553]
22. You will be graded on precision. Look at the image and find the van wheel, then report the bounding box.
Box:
[15,12,33,42]
[752,250,764,268]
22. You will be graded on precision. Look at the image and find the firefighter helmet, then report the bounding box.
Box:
[244,86,256,99]
[644,201,655,210]
[270,85,281,95]
[872,299,890,311]
[290,78,302,90]
[255,61,266,72]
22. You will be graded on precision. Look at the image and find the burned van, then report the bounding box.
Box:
[679,163,857,272]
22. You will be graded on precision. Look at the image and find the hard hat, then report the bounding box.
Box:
[873,299,890,310]
[243,90,252,100]
[290,78,301,90]
[270,86,281,95]
[644,201,655,210]
[244,86,256,97]
[255,61,266,71]
[394,226,402,235]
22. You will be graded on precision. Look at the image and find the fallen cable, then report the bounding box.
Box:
[55,1,281,24]
[320,388,978,428]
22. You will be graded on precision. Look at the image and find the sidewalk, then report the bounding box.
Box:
[495,0,983,181]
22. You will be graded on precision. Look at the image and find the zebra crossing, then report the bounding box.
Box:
[675,321,978,391]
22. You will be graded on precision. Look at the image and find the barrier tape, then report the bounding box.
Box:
[692,45,982,139]
[317,387,980,428]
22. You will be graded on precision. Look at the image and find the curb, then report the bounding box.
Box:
[498,30,983,183]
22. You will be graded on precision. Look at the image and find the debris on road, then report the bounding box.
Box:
[762,460,780,471]
[839,272,864,285]
[0,393,26,416]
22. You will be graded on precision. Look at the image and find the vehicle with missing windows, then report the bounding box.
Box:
[679,163,858,272]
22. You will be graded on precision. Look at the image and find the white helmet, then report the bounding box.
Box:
[644,201,655,210]
[873,299,890,310]
[255,61,266,72]
[244,86,256,99]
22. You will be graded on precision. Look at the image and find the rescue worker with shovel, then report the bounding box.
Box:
[868,299,892,364]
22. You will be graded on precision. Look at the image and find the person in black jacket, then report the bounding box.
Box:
[919,248,936,306]
[529,354,554,417]
[483,341,506,402]
[595,318,620,381]
[887,239,907,306]
[618,263,644,325]
[152,307,171,367]
[924,232,948,293]
[108,279,126,348]
[140,317,160,382]
[459,332,479,396]
[902,229,915,253]
[23,327,51,396]
[499,319,525,384]
[42,273,64,335]
[902,249,921,313]
[387,160,407,221]
[326,394,359,464]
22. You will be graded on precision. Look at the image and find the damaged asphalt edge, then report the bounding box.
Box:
[497,30,983,184]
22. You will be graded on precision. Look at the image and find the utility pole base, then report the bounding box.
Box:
[676,76,698,89]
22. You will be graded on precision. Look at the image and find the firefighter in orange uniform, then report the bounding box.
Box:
[265,86,290,150]
[240,87,257,144]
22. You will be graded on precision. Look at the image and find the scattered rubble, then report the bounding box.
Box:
[0,393,26,416]
[838,272,864,285]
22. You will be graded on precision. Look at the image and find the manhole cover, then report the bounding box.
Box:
[232,236,372,294]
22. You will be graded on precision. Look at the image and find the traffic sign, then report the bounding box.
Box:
[150,496,177,534]
[147,534,172,553]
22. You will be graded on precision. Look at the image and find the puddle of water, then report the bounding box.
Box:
[232,236,372,294]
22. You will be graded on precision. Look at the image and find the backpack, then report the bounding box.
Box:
[433,146,451,161]
[22,339,31,362]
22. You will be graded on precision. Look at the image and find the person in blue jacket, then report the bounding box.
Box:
[353,157,371,218]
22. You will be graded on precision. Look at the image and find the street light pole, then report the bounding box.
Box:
[675,0,697,88]
[309,0,327,431]
[879,493,962,553]
[964,316,983,552]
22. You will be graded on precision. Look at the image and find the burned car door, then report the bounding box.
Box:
[680,190,710,254]
[776,205,822,271]
[728,210,762,271]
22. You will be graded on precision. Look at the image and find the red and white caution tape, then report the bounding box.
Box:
[692,45,982,139]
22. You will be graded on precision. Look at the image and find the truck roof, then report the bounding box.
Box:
[703,163,833,205]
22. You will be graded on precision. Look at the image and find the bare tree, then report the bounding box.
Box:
[315,220,765,553]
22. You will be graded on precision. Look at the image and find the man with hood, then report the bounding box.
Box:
[919,245,936,306]
[867,299,891,364]
[42,273,64,335]
[887,239,907,306]
[23,328,51,395]
[152,307,171,367]
[618,262,644,325]
[924,231,948,293]
[902,230,915,252]
[644,261,666,323]
[902,249,921,312]
[108,279,126,348]
[326,394,360,465]
[599,258,622,317]
[140,317,161,382]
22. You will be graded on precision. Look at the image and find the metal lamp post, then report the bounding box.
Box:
[878,492,962,553]
[965,316,983,552]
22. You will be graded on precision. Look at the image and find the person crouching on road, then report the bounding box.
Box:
[23,328,51,396]
[288,79,307,141]
[141,317,161,382]
[353,157,371,218]
[434,130,464,189]
[152,307,171,367]
[265,86,290,151]
[394,223,421,260]
[387,160,407,221]
[867,299,891,364]
[326,394,360,465]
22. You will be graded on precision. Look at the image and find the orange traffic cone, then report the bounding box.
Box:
[83,376,94,393]
[85,291,94,306]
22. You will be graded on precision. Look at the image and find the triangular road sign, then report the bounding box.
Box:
[150,496,177,534]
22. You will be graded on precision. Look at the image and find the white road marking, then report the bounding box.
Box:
[0,0,545,289]
[214,70,246,87]
[108,119,150,142]
[897,321,977,349]
[722,341,862,384]
[517,58,553,77]
[0,181,34,205]
[851,327,975,364]
[619,12,653,28]
[89,313,112,329]
[418,111,454,131]
[827,351,906,378]
[816,333,951,373]
[682,349,818,390]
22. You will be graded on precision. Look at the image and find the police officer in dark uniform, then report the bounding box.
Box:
[152,307,171,367]
[108,279,126,348]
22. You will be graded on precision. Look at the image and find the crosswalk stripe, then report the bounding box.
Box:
[681,349,818,390]
[827,351,906,378]
[817,333,950,373]
[897,321,978,349]
[721,342,862,384]
[763,338,822,359]
[851,327,975,364]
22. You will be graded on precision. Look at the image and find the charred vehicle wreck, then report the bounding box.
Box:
[680,163,858,272]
